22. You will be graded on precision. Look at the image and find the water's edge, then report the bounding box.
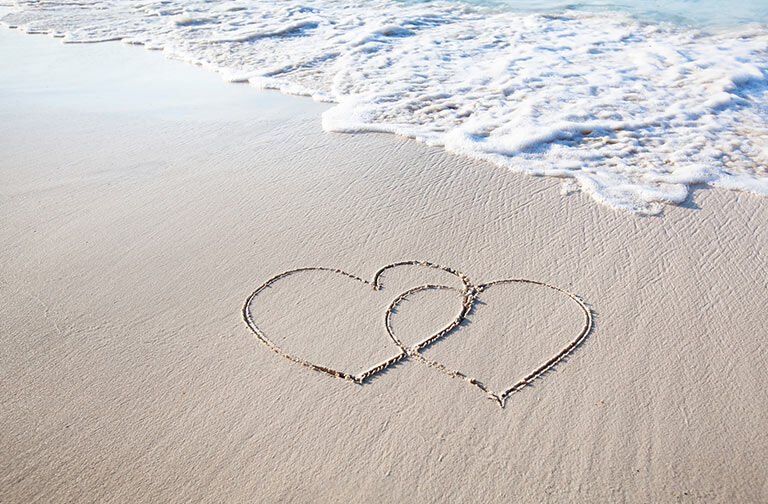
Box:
[3,1,768,214]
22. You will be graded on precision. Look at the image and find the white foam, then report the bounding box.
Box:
[4,0,768,213]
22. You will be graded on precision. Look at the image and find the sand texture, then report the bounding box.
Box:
[1,28,768,503]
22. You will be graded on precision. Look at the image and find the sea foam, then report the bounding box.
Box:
[4,0,768,213]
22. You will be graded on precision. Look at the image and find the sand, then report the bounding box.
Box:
[1,26,767,503]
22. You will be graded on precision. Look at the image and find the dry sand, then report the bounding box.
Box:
[1,27,767,503]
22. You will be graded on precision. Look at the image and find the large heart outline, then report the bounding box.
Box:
[385,279,593,408]
[242,260,474,384]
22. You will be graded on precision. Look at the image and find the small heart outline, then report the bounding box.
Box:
[385,279,593,408]
[242,260,473,384]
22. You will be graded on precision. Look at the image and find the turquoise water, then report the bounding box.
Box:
[411,0,768,29]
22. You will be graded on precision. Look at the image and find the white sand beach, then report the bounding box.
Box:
[1,26,767,503]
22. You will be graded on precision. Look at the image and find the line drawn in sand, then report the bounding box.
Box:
[242,260,593,408]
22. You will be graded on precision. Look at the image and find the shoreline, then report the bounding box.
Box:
[1,26,767,503]
[5,3,768,215]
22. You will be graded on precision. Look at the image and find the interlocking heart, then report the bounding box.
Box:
[242,260,592,408]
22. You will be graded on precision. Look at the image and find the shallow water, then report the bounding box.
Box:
[3,0,768,213]
[433,0,768,30]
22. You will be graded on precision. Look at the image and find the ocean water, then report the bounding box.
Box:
[440,1,768,30]
[3,0,768,213]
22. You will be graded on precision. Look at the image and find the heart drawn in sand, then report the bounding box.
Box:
[242,260,592,408]
[385,279,592,408]
[242,261,472,383]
